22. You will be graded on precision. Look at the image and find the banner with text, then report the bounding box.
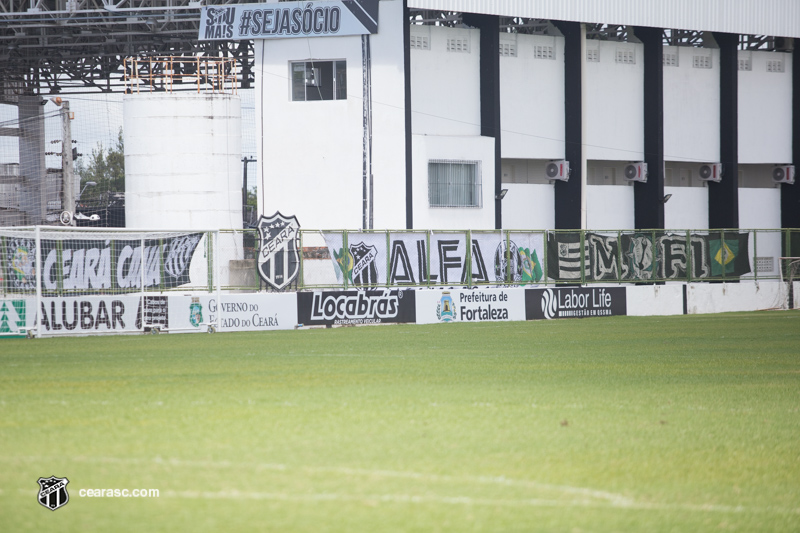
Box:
[415,288,526,325]
[297,289,415,326]
[161,293,297,332]
[547,231,751,282]
[37,295,143,335]
[322,231,546,288]
[199,0,378,41]
[526,287,627,320]
[35,233,202,294]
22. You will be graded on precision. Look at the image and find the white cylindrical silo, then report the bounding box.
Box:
[124,93,244,285]
[124,93,242,230]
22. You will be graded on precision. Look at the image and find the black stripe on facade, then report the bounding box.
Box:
[403,0,413,229]
[552,21,582,230]
[463,13,502,229]
[632,26,665,230]
[709,32,739,229]
[781,39,800,232]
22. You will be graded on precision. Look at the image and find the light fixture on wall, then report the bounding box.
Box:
[663,194,672,204]
[496,189,508,201]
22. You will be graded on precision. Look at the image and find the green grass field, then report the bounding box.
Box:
[1,312,799,532]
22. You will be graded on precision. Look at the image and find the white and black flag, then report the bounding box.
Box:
[257,212,301,291]
[547,232,590,280]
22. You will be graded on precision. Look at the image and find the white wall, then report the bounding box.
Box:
[739,187,782,229]
[410,25,481,136]
[738,50,793,164]
[584,40,644,161]
[664,46,720,163]
[664,185,709,230]
[626,284,684,316]
[412,134,495,229]
[256,36,364,230]
[739,188,782,279]
[369,0,408,229]
[686,282,784,314]
[500,34,565,160]
[586,184,635,229]
[255,0,407,230]
[501,183,555,230]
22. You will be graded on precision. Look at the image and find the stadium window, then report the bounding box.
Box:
[428,160,482,208]
[291,60,347,101]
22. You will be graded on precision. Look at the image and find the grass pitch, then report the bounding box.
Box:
[1,311,799,532]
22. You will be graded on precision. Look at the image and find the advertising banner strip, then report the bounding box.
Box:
[525,287,627,320]
[414,288,527,325]
[297,289,416,327]
[199,0,379,41]
[37,296,143,335]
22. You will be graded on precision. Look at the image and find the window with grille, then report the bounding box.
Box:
[428,160,482,208]
[446,38,470,53]
[410,35,430,50]
[291,60,346,101]
[766,59,785,73]
[663,52,678,67]
[586,49,599,62]
[533,45,555,60]
[692,55,712,69]
[616,49,635,64]
[499,42,517,57]
[738,57,752,71]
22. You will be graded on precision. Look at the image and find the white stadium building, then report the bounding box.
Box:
[246,0,799,234]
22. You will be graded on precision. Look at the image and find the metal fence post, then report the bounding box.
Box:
[343,230,349,291]
[215,230,222,330]
[35,226,42,337]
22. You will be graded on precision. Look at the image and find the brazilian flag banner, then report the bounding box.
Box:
[709,232,751,277]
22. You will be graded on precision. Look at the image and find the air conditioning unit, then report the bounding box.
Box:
[698,163,722,182]
[545,160,570,181]
[623,162,648,182]
[772,165,795,185]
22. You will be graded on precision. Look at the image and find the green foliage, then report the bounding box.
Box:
[1,312,799,532]
[75,127,124,201]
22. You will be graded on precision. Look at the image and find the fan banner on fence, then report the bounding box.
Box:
[547,232,751,281]
[415,288,526,325]
[297,289,415,326]
[3,233,203,294]
[322,231,546,288]
[526,287,627,320]
[199,0,379,41]
[4,237,37,291]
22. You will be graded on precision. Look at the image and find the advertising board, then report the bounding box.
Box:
[525,287,627,320]
[297,289,415,327]
[414,288,526,325]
